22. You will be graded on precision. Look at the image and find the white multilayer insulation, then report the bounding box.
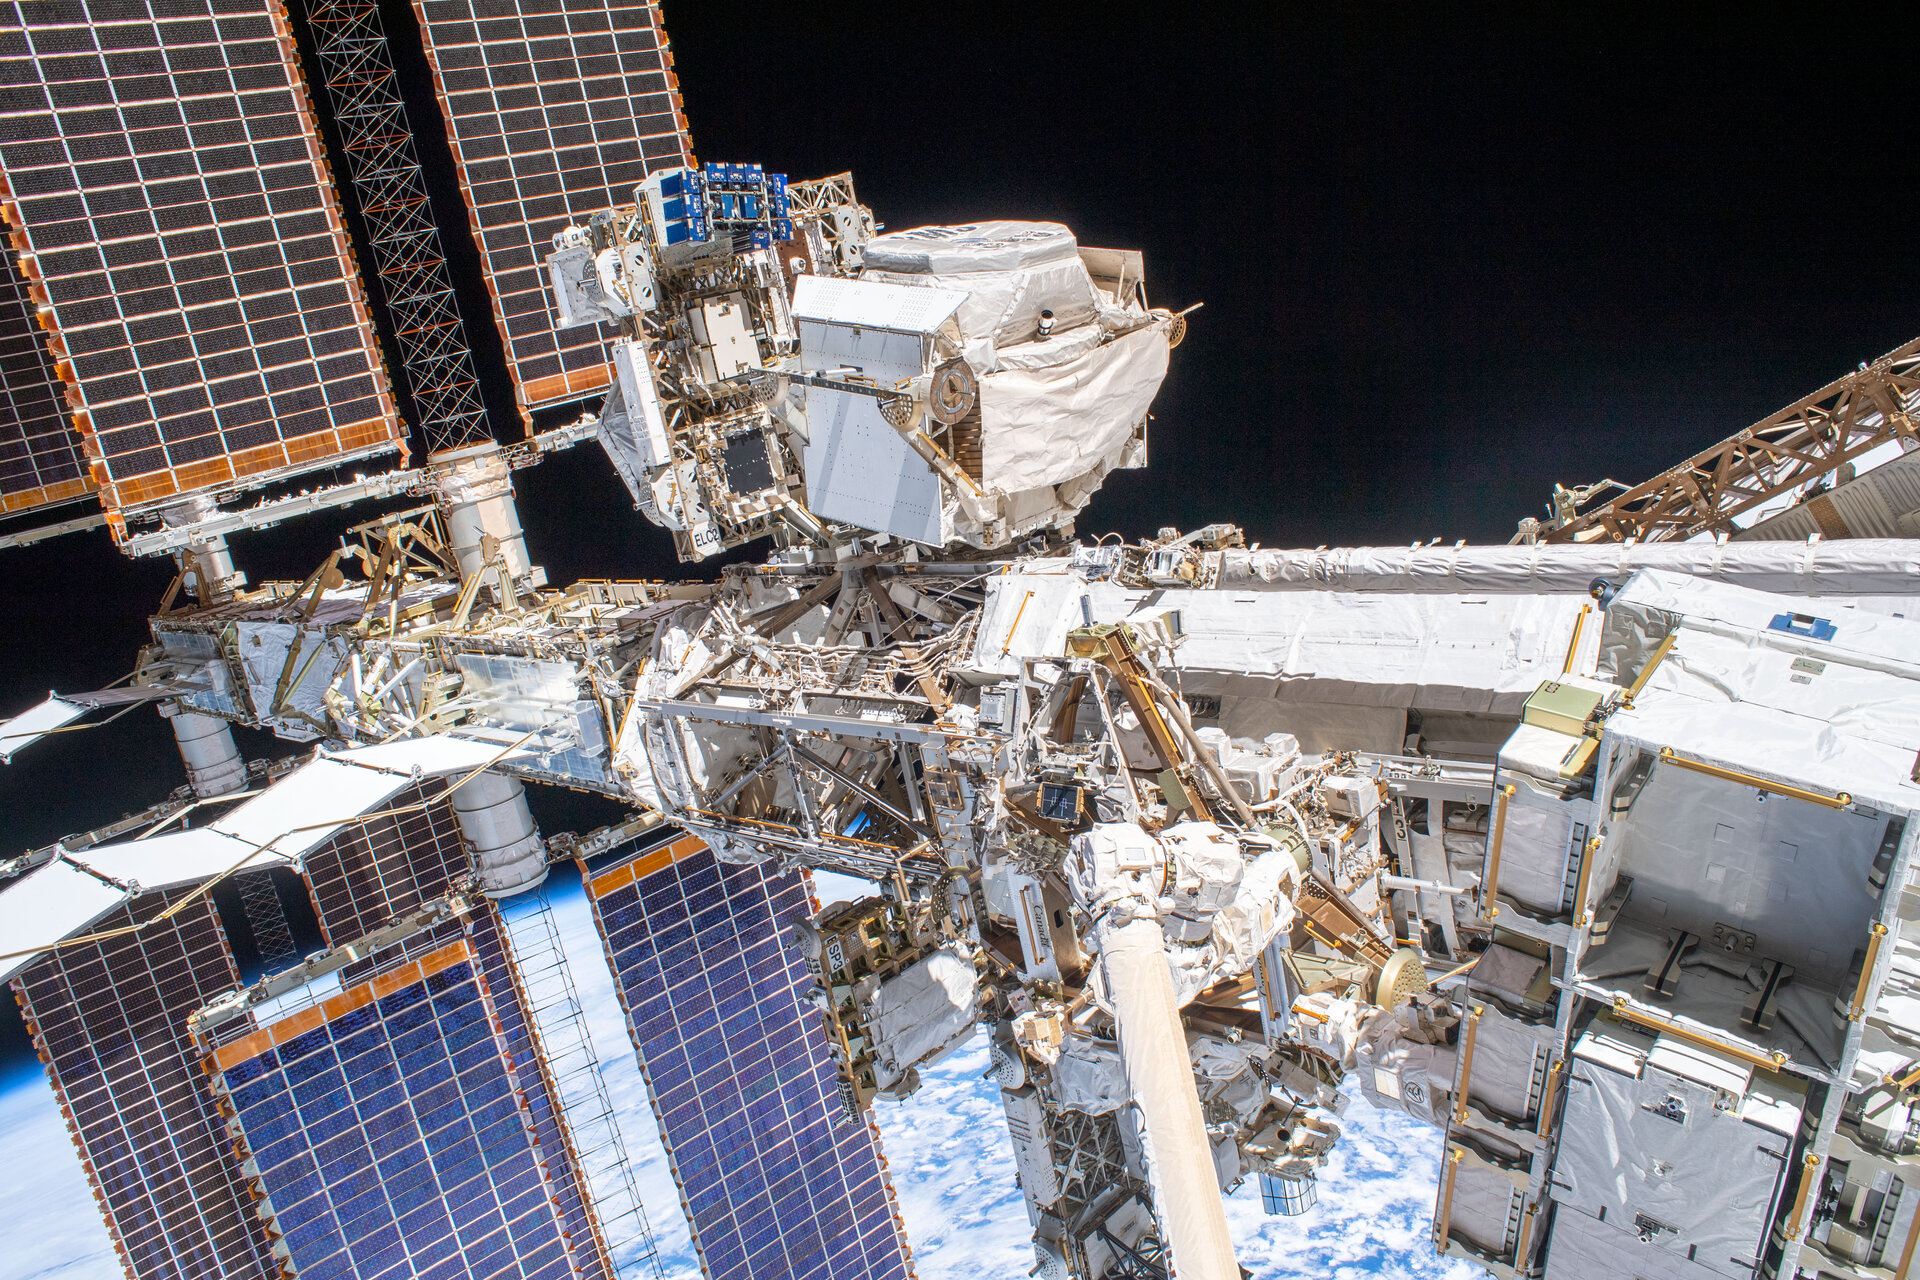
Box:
[1226,539,1920,609]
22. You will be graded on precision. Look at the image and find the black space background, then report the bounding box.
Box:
[0,4,1914,1059]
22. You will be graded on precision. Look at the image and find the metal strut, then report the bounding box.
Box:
[297,0,493,454]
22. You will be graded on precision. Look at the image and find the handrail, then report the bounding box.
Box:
[1571,835,1602,927]
[1432,1145,1464,1252]
[1608,996,1788,1070]
[1482,784,1515,919]
[1561,604,1591,675]
[1850,922,1891,1021]
[1657,746,1852,810]
[1783,1151,1822,1241]
[1453,1005,1485,1124]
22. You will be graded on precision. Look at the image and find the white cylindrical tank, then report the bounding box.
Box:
[450,769,548,898]
[160,702,246,798]
[430,441,533,584]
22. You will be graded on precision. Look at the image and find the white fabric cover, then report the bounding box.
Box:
[863,943,980,1086]
[1227,539,1920,605]
[978,324,1169,490]
[0,860,130,985]
[1555,1023,1798,1278]
[789,274,966,334]
[860,221,1100,352]
[0,694,87,764]
[1051,1038,1127,1114]
[799,385,946,546]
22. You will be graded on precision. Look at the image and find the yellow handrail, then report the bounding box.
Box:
[1453,1005,1485,1124]
[1482,784,1515,920]
[1433,1146,1464,1252]
[1561,604,1591,675]
[1657,746,1852,810]
[1784,1151,1822,1241]
[1609,996,1788,1070]
[1851,922,1890,1021]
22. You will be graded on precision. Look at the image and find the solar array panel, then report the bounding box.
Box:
[200,939,578,1279]
[298,782,613,1279]
[12,887,276,1279]
[0,250,92,513]
[412,0,692,414]
[299,780,468,946]
[0,0,405,521]
[585,836,916,1280]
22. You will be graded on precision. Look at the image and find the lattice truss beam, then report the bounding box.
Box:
[300,0,489,454]
[1545,334,1920,543]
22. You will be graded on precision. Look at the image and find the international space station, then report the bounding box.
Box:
[0,3,1917,1280]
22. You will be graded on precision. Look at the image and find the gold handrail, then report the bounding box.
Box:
[1624,630,1679,705]
[1561,604,1591,675]
[1851,922,1890,1021]
[1784,1151,1822,1240]
[1657,746,1852,810]
[1571,835,1602,927]
[1536,1058,1564,1138]
[1609,996,1788,1070]
[1433,1145,1464,1252]
[1482,784,1515,919]
[1453,1005,1485,1124]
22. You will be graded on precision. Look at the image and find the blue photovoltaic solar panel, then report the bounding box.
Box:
[204,941,578,1280]
[585,837,915,1280]
[297,786,610,1277]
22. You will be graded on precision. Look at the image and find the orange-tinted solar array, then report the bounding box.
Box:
[0,0,404,525]
[0,250,92,514]
[412,0,691,417]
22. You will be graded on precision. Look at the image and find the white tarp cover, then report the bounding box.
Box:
[790,274,966,335]
[863,943,979,1086]
[1602,571,1920,813]
[1227,539,1920,603]
[1491,773,1582,916]
[1459,1003,1554,1122]
[1610,569,1920,670]
[978,324,1168,490]
[1447,1157,1520,1255]
[1600,747,1890,987]
[859,221,1102,354]
[799,385,946,546]
[1545,1204,1733,1280]
[1143,588,1590,714]
[0,860,131,985]
[0,694,88,764]
[1556,1021,1797,1279]
[1051,1037,1127,1114]
[234,621,349,742]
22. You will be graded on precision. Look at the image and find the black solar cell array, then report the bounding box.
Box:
[12,888,277,1279]
[0,250,92,513]
[585,836,917,1280]
[202,939,580,1280]
[413,0,691,415]
[0,0,404,522]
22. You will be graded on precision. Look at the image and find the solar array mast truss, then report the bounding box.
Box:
[1544,333,1920,543]
[298,0,492,454]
